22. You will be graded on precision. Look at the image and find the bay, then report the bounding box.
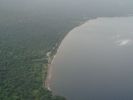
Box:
[50,17,133,100]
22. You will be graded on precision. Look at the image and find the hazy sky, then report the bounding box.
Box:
[0,0,133,17]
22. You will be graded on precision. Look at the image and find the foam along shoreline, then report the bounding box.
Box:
[45,42,62,91]
[45,52,56,91]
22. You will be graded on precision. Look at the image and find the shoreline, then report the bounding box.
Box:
[44,19,90,92]
[44,34,68,91]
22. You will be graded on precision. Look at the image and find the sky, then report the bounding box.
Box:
[0,0,133,18]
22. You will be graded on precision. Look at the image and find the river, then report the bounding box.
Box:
[49,16,133,100]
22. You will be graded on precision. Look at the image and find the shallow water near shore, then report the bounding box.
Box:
[50,16,133,100]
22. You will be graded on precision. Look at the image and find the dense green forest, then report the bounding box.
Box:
[0,8,85,100]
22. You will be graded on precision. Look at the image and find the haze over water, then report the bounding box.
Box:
[50,17,133,100]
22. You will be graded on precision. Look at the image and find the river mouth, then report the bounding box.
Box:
[50,16,133,100]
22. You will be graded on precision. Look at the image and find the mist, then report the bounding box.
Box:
[0,0,133,18]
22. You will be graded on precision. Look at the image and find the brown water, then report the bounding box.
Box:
[50,17,133,100]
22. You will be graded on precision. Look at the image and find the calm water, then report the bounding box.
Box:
[50,17,133,100]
